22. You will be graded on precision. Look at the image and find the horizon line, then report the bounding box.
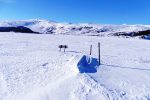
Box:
[0,18,149,25]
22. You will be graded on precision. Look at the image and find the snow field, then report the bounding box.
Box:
[0,32,150,100]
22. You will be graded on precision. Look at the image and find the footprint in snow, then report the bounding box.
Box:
[41,63,49,70]
[42,63,49,67]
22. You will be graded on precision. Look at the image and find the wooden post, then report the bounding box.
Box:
[98,42,100,65]
[64,48,65,52]
[90,45,92,55]
[64,45,68,53]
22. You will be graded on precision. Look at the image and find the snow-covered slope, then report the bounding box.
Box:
[0,19,150,36]
[0,32,150,100]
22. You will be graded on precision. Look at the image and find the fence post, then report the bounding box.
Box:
[64,45,68,52]
[98,42,100,65]
[90,45,92,55]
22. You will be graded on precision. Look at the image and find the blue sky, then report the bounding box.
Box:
[0,0,150,24]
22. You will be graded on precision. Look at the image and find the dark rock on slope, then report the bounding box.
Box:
[114,30,150,37]
[0,26,38,33]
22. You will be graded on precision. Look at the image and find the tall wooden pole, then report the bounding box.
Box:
[98,42,100,65]
[90,45,92,55]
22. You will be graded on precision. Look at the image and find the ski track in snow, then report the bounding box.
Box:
[0,32,150,100]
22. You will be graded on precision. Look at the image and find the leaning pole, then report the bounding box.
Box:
[98,42,100,65]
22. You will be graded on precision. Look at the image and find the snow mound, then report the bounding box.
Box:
[64,55,81,75]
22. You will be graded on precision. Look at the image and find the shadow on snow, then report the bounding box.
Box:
[102,64,150,71]
[77,55,99,73]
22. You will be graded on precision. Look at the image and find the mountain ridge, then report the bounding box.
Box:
[0,19,150,38]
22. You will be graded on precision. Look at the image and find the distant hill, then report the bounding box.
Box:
[0,19,150,38]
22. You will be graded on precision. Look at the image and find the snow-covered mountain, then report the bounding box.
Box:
[0,19,150,37]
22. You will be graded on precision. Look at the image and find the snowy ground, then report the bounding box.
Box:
[0,32,150,100]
